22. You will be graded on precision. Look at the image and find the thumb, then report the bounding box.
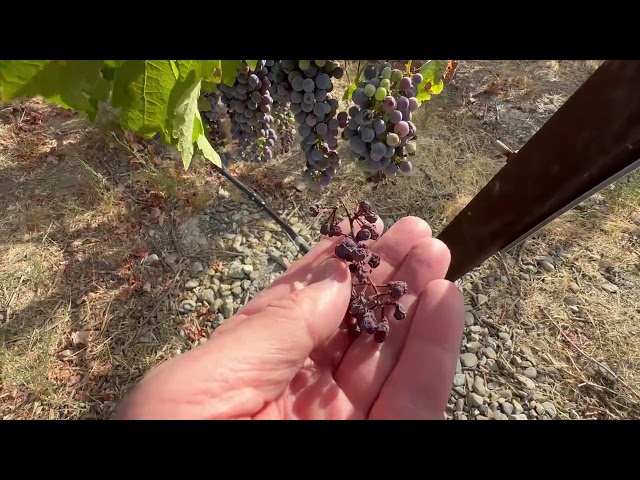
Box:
[212,256,351,386]
[116,257,351,419]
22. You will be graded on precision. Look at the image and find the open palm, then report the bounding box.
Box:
[115,216,464,420]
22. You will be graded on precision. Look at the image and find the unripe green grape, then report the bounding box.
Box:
[375,87,387,101]
[380,78,391,90]
[391,69,403,83]
[364,84,376,97]
[381,67,392,79]
[299,60,311,70]
[406,141,417,155]
[314,60,326,67]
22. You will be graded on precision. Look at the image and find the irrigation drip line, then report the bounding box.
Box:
[213,164,311,255]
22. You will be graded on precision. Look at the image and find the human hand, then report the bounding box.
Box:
[115,215,464,420]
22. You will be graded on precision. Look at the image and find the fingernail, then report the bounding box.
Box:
[310,258,345,284]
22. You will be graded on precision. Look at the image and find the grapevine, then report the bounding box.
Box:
[0,59,448,183]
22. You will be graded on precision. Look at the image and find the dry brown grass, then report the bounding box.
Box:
[0,100,221,419]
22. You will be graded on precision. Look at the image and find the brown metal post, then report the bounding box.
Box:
[436,60,640,282]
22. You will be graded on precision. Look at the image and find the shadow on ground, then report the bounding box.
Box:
[0,101,211,419]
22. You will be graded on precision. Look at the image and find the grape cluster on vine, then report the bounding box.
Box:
[309,200,408,342]
[199,60,434,188]
[273,60,345,188]
[343,62,419,185]
[217,61,277,163]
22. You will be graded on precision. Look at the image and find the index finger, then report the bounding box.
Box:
[369,279,465,420]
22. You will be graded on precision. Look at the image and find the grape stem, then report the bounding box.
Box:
[338,198,355,235]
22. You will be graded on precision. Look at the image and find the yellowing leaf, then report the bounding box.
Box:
[416,60,446,105]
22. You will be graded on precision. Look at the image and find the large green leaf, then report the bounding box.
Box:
[172,78,204,169]
[111,60,178,138]
[245,60,258,71]
[0,59,229,171]
[0,60,104,116]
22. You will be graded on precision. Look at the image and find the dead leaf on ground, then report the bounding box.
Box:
[72,330,91,346]
[210,260,224,271]
[124,131,137,143]
[116,286,131,302]
[132,247,149,258]
[142,281,152,293]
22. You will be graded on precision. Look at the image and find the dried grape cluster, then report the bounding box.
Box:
[309,200,408,343]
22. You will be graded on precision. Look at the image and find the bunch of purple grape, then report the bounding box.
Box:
[266,60,290,104]
[217,61,277,163]
[274,60,345,188]
[343,62,420,184]
[309,200,408,343]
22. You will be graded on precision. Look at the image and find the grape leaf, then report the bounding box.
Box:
[0,60,104,116]
[200,60,222,92]
[221,60,242,86]
[89,73,113,103]
[86,74,114,121]
[101,60,123,81]
[172,78,203,169]
[343,81,358,101]
[169,60,180,79]
[110,60,216,137]
[176,60,218,80]
[416,60,445,104]
[111,60,176,138]
[104,60,124,69]
[245,60,257,71]
[198,96,211,112]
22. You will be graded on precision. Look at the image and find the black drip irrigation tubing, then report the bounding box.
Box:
[213,164,311,255]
